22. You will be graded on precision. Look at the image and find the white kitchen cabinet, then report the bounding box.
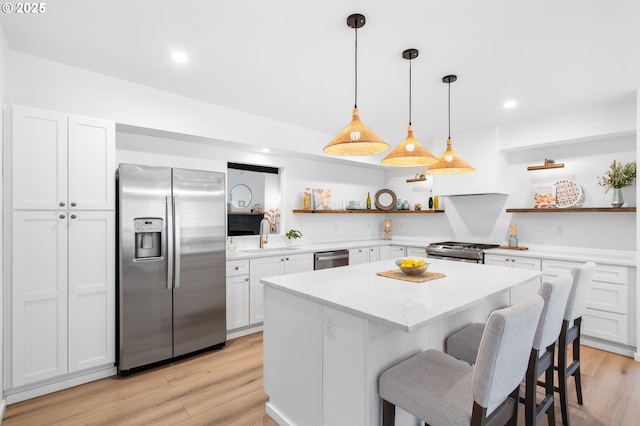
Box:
[12,210,115,385]
[249,253,313,324]
[8,105,116,390]
[542,259,634,346]
[226,260,250,330]
[379,245,391,260]
[406,246,429,258]
[68,211,115,373]
[368,246,380,262]
[485,253,541,271]
[349,247,369,265]
[11,211,68,386]
[12,105,115,211]
[389,245,407,258]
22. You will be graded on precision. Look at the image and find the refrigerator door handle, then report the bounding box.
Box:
[173,196,181,288]
[166,196,174,290]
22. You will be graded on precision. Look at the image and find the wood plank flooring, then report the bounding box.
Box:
[3,333,639,425]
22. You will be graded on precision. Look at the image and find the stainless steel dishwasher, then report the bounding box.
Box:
[314,250,349,270]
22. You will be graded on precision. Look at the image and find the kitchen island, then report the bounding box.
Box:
[262,259,542,426]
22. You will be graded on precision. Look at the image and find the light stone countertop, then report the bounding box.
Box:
[261,258,542,332]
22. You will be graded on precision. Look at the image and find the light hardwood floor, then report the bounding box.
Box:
[2,333,639,425]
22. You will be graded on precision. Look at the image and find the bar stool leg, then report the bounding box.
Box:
[544,345,556,426]
[524,350,537,426]
[382,399,395,426]
[558,321,570,426]
[573,318,583,405]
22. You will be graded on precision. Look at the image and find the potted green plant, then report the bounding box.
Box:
[285,229,303,245]
[597,160,637,207]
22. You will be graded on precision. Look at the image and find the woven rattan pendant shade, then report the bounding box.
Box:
[382,125,437,166]
[425,74,475,174]
[424,138,475,174]
[324,14,388,156]
[324,108,389,156]
[382,48,437,166]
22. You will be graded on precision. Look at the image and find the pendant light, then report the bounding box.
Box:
[425,75,475,174]
[382,49,438,167]
[323,14,389,156]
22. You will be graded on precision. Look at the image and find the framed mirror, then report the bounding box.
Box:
[230,184,252,209]
[375,189,397,211]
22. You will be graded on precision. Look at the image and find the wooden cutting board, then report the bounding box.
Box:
[377,269,446,283]
[498,246,529,250]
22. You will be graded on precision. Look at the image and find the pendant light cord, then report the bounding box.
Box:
[354,26,358,109]
[447,79,451,139]
[408,58,412,125]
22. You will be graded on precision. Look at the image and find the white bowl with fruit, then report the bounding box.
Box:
[395,258,429,276]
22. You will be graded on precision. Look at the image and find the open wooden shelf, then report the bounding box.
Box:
[506,207,636,213]
[292,209,444,214]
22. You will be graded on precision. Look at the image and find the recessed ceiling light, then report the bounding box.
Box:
[261,148,271,153]
[503,100,517,109]
[171,51,188,63]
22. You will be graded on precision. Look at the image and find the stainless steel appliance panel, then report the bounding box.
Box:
[314,250,349,270]
[172,168,226,356]
[118,164,173,371]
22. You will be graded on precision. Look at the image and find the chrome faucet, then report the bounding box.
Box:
[259,217,271,248]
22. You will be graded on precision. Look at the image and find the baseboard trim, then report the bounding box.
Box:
[227,324,263,340]
[581,336,635,358]
[6,367,116,404]
[0,397,7,422]
[265,401,295,426]
[634,353,640,363]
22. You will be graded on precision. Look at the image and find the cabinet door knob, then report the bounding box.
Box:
[71,202,77,207]
[504,258,509,262]
[71,215,77,219]
[285,257,289,261]
[59,202,65,207]
[245,277,249,282]
[235,266,239,270]
[510,259,515,262]
[59,214,65,219]
[281,258,285,261]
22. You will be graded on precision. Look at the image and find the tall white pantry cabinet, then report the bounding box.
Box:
[5,105,116,392]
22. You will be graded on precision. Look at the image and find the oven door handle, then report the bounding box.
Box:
[316,254,349,261]
[427,254,480,263]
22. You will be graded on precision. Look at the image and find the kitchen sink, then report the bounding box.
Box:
[240,247,302,254]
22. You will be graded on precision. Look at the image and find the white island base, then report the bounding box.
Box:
[262,260,541,426]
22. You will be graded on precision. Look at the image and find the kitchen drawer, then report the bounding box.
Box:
[226,259,249,277]
[542,260,628,285]
[587,281,628,314]
[582,308,628,345]
[541,259,581,278]
[406,246,428,257]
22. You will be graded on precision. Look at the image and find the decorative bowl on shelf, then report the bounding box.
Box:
[395,258,429,276]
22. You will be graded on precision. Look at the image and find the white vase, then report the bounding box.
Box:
[611,188,624,208]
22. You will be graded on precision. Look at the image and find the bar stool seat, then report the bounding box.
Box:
[380,294,544,426]
[445,274,573,426]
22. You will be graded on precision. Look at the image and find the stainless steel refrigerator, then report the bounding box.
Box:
[117,164,226,373]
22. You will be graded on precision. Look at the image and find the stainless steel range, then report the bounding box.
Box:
[426,241,499,263]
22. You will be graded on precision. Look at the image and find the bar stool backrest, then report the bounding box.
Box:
[564,262,596,322]
[473,294,544,414]
[533,273,572,351]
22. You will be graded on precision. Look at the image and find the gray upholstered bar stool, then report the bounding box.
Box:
[445,274,573,426]
[550,262,595,426]
[379,294,544,426]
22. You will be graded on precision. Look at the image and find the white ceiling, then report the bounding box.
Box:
[1,0,639,163]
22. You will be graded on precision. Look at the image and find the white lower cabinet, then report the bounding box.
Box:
[226,260,250,330]
[368,246,380,262]
[12,210,115,387]
[348,247,369,265]
[249,253,313,324]
[485,253,541,270]
[406,246,428,258]
[389,245,407,258]
[542,259,634,346]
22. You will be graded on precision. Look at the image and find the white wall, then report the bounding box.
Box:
[8,48,638,250]
[0,23,10,416]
